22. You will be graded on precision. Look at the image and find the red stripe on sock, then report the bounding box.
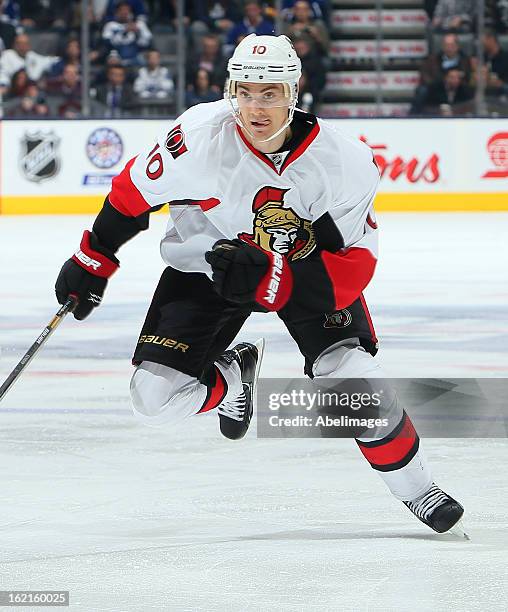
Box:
[357,413,418,466]
[197,367,227,414]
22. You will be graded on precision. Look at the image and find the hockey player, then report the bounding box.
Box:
[55,34,464,534]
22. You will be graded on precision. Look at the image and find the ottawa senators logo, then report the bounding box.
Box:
[324,310,352,328]
[165,125,188,160]
[239,186,316,261]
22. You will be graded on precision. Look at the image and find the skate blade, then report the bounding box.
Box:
[448,519,470,540]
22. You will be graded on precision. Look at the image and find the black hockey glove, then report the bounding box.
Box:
[55,230,119,320]
[204,239,293,311]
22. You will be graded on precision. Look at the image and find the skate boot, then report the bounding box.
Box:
[403,483,464,533]
[216,339,264,440]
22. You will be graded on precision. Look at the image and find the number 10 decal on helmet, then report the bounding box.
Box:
[225,34,302,143]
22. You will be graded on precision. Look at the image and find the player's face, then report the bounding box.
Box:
[236,83,290,141]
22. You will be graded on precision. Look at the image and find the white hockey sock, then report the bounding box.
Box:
[356,411,433,501]
[311,341,433,501]
[130,361,208,426]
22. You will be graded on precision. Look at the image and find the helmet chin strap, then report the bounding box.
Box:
[231,105,295,144]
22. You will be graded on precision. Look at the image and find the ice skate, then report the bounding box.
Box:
[216,339,264,440]
[403,483,464,534]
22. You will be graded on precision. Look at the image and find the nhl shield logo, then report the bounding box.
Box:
[324,309,352,328]
[20,131,61,183]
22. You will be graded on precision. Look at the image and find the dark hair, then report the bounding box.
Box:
[194,68,211,89]
[11,68,28,85]
[483,29,498,41]
[107,64,125,73]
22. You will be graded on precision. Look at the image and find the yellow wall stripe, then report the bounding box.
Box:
[0,196,169,215]
[1,192,507,214]
[1,195,105,215]
[374,192,508,212]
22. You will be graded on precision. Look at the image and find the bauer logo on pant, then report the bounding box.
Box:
[20,131,61,183]
[138,335,189,352]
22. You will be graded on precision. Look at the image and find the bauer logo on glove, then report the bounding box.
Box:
[204,239,293,311]
[55,230,119,320]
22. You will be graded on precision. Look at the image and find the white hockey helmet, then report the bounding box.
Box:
[225,34,302,142]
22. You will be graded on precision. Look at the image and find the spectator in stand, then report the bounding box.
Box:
[18,0,73,29]
[92,50,124,87]
[0,33,60,95]
[89,0,109,23]
[190,1,243,35]
[292,36,326,104]
[483,30,508,88]
[185,68,221,107]
[142,1,198,34]
[5,67,30,99]
[102,1,151,66]
[46,63,81,97]
[225,1,274,52]
[487,0,508,32]
[283,0,329,56]
[281,0,329,24]
[94,63,134,117]
[0,20,16,53]
[417,68,474,115]
[187,33,227,91]
[134,48,174,99]
[0,1,17,51]
[46,63,82,117]
[49,39,82,77]
[470,31,508,98]
[410,33,472,113]
[105,0,147,22]
[147,1,244,37]
[431,0,476,33]
[1,0,20,26]
[7,81,49,117]
[73,1,113,44]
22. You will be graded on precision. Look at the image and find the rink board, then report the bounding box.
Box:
[0,118,507,213]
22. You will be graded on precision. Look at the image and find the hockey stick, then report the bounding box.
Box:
[0,296,77,403]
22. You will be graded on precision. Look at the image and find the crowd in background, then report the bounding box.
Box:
[0,0,507,118]
[0,0,329,117]
[413,1,508,115]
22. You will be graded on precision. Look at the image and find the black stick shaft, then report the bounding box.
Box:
[0,298,77,402]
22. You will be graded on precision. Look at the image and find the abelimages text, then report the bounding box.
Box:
[269,415,389,429]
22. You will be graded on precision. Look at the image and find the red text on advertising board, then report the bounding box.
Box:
[360,136,440,183]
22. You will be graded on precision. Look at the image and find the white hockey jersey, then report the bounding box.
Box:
[109,99,380,310]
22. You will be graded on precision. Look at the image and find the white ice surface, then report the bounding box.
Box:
[0,213,507,612]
